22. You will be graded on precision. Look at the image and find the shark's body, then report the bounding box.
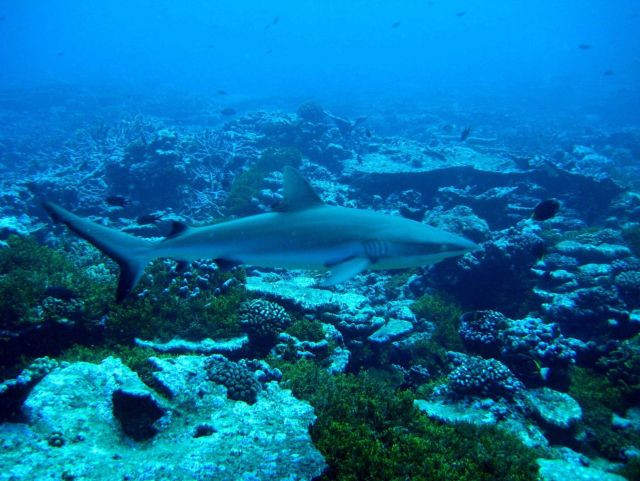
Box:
[44,167,478,302]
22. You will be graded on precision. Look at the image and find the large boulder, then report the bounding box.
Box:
[0,356,326,481]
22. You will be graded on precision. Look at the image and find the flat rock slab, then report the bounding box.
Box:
[246,275,373,319]
[414,399,548,448]
[345,144,520,175]
[135,335,249,355]
[528,388,582,431]
[537,458,628,481]
[0,356,326,481]
[368,319,414,344]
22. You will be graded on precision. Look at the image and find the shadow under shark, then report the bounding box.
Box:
[44,167,478,302]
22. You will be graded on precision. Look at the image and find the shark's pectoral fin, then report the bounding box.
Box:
[319,257,370,287]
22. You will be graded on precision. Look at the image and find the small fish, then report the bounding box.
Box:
[603,69,614,76]
[43,286,77,302]
[266,16,279,29]
[220,107,236,116]
[578,44,592,50]
[56,51,64,57]
[217,90,228,95]
[456,11,466,17]
[265,48,273,55]
[532,199,560,221]
[105,195,131,208]
[391,21,401,29]
[365,129,372,138]
[136,214,162,225]
[460,126,471,141]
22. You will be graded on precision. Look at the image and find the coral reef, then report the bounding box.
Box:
[432,225,544,316]
[205,354,262,404]
[444,352,525,401]
[460,310,576,387]
[104,129,189,208]
[239,298,292,352]
[3,90,640,479]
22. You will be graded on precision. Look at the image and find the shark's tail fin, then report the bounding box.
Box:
[43,201,155,303]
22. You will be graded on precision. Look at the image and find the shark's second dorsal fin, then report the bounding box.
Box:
[277,167,323,212]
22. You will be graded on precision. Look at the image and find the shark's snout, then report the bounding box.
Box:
[439,232,481,255]
[459,237,481,253]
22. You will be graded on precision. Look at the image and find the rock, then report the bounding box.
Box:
[246,275,381,336]
[612,407,640,433]
[0,215,31,239]
[1,356,326,481]
[554,241,631,263]
[612,412,632,430]
[149,355,213,404]
[528,388,582,432]
[414,399,548,448]
[0,357,59,421]
[135,335,249,355]
[368,319,413,344]
[111,388,166,440]
[537,458,628,481]
[327,347,351,374]
[415,399,497,425]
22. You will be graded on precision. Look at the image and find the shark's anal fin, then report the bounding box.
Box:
[319,257,370,287]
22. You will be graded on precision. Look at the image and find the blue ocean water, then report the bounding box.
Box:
[1,1,640,480]
[2,0,639,120]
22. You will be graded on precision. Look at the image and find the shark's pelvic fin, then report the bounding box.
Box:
[276,166,323,211]
[165,220,191,240]
[42,201,154,303]
[320,257,371,286]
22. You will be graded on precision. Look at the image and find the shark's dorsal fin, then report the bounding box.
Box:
[277,167,323,212]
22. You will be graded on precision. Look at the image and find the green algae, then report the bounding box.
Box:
[285,318,326,342]
[280,360,539,481]
[406,292,464,375]
[106,260,246,344]
[0,236,111,329]
[225,147,302,216]
[569,367,640,461]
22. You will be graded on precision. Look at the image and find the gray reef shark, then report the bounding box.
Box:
[44,167,478,302]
